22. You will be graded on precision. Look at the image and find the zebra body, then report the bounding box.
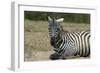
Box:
[48,16,90,60]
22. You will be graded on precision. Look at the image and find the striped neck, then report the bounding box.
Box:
[50,33,62,48]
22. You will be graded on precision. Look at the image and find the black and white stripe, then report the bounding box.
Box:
[48,16,90,60]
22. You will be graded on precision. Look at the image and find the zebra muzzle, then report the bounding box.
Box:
[50,37,56,47]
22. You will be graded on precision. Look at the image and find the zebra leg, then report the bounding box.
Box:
[49,53,61,60]
[61,55,80,60]
[60,49,79,59]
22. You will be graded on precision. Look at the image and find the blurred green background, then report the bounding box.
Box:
[24,11,90,24]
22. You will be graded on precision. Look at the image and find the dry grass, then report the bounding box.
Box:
[24,19,90,61]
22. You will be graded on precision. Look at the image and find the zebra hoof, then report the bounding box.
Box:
[49,53,61,60]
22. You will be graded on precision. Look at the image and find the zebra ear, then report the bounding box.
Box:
[48,16,52,21]
[56,18,64,23]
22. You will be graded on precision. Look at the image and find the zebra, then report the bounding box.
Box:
[47,16,90,60]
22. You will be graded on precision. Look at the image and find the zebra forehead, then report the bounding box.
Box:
[49,20,59,27]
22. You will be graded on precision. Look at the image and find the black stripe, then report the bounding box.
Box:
[84,33,89,56]
[86,34,90,56]
[58,35,66,55]
[71,32,80,55]
[56,39,63,48]
[79,31,86,56]
[68,33,76,43]
[82,32,89,56]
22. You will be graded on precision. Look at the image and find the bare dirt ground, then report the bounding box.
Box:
[24,50,90,61]
[24,51,53,61]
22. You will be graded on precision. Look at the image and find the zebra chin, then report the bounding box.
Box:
[50,41,54,45]
[50,38,56,46]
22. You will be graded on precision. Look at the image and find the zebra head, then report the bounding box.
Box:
[48,16,64,45]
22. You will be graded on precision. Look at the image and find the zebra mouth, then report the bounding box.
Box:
[50,40,55,46]
[50,37,56,47]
